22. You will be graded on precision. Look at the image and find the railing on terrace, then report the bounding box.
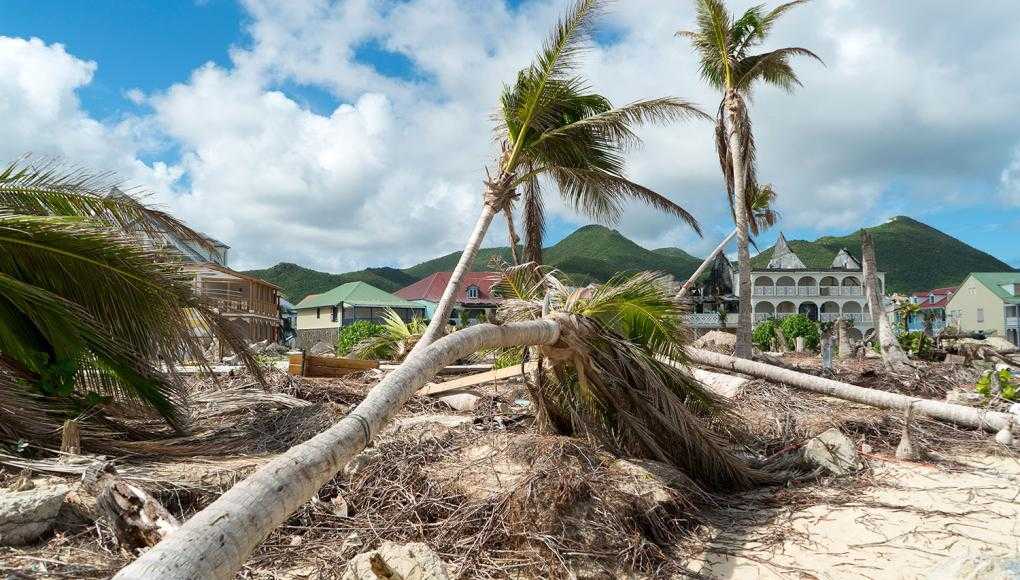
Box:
[682,313,740,328]
[818,313,873,324]
[1007,317,1020,328]
[753,286,863,297]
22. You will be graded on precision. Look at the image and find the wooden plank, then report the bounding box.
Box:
[380,363,493,375]
[418,361,537,396]
[289,354,379,370]
[290,363,365,378]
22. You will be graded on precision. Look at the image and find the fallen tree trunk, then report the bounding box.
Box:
[114,320,561,580]
[685,347,1014,433]
[676,227,736,298]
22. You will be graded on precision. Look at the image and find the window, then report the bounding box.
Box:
[331,306,338,322]
[977,308,984,323]
[466,285,480,299]
[316,307,320,319]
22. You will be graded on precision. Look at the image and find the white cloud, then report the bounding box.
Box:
[2,0,1020,273]
[1000,146,1020,206]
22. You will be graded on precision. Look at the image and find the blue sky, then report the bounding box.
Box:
[2,0,1018,274]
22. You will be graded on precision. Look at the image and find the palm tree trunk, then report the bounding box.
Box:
[503,206,521,265]
[685,347,1014,433]
[861,231,911,372]
[114,319,561,580]
[725,93,753,358]
[412,202,499,355]
[676,227,737,298]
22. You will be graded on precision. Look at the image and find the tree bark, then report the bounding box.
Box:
[676,227,737,298]
[503,206,521,266]
[861,231,911,372]
[114,320,560,580]
[685,347,1015,433]
[725,92,753,358]
[836,319,851,360]
[411,203,499,355]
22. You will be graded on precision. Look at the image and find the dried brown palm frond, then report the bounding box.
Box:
[495,264,804,490]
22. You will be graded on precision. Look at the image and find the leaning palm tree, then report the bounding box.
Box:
[411,0,708,355]
[676,183,779,297]
[678,0,821,356]
[118,267,805,579]
[0,158,258,441]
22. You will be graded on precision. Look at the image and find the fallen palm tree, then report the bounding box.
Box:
[115,269,808,579]
[685,347,1016,433]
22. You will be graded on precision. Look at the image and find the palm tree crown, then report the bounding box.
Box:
[496,0,709,263]
[678,0,821,219]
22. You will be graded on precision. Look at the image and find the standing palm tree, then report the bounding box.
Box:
[679,0,821,356]
[676,183,779,297]
[412,0,708,354]
[0,159,259,440]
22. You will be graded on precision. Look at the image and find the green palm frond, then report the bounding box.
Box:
[749,183,780,236]
[350,308,426,361]
[495,0,706,266]
[0,158,262,434]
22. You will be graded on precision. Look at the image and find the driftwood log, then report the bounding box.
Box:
[686,347,1015,433]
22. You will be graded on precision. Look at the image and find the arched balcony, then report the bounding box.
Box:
[777,301,796,318]
[798,300,819,321]
[842,301,864,324]
[776,276,797,297]
[819,276,839,297]
[797,276,818,297]
[754,301,775,323]
[819,301,841,322]
[754,276,775,296]
[841,276,863,296]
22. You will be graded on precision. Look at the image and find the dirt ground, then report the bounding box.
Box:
[2,356,1019,579]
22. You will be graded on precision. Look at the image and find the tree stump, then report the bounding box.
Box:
[82,462,179,554]
[60,419,81,456]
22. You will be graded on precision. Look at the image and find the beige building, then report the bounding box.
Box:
[945,273,1020,346]
[294,281,426,349]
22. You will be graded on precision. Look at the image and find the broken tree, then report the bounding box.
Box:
[861,230,911,372]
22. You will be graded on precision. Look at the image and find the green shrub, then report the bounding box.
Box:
[897,331,933,359]
[976,369,1017,401]
[493,347,525,370]
[337,321,384,355]
[752,318,778,351]
[779,314,820,350]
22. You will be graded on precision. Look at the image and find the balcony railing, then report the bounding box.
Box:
[818,313,873,325]
[753,286,863,297]
[1007,317,1020,328]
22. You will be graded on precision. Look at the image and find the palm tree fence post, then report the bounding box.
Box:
[685,347,1015,433]
[836,318,851,359]
[114,320,562,580]
[861,230,911,372]
[677,227,737,298]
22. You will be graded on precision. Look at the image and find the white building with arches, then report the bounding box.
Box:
[751,234,885,340]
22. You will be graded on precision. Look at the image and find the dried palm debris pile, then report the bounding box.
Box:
[2,360,1018,579]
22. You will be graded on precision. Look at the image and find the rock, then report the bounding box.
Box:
[802,428,861,476]
[1009,403,1020,416]
[308,341,336,357]
[0,483,70,545]
[944,353,966,365]
[692,331,736,350]
[342,541,451,580]
[438,393,480,412]
[926,554,1020,579]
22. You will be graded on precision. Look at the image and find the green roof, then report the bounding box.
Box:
[294,281,423,310]
[970,272,1020,304]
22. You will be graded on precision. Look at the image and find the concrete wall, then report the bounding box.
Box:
[296,306,341,330]
[295,327,340,350]
[946,275,1005,336]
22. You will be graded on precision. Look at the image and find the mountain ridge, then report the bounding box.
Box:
[245,216,1014,301]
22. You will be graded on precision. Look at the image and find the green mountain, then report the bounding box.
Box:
[246,225,702,301]
[750,216,1014,293]
[244,263,416,301]
[246,216,1014,302]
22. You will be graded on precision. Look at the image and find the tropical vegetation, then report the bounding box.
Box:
[411,0,708,353]
[679,0,821,356]
[0,159,257,441]
[347,308,426,361]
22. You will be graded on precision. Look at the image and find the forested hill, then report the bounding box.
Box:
[247,217,1012,301]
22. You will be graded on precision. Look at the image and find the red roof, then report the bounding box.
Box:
[913,287,957,310]
[396,272,503,305]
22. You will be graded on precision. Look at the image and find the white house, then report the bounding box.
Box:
[749,233,885,339]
